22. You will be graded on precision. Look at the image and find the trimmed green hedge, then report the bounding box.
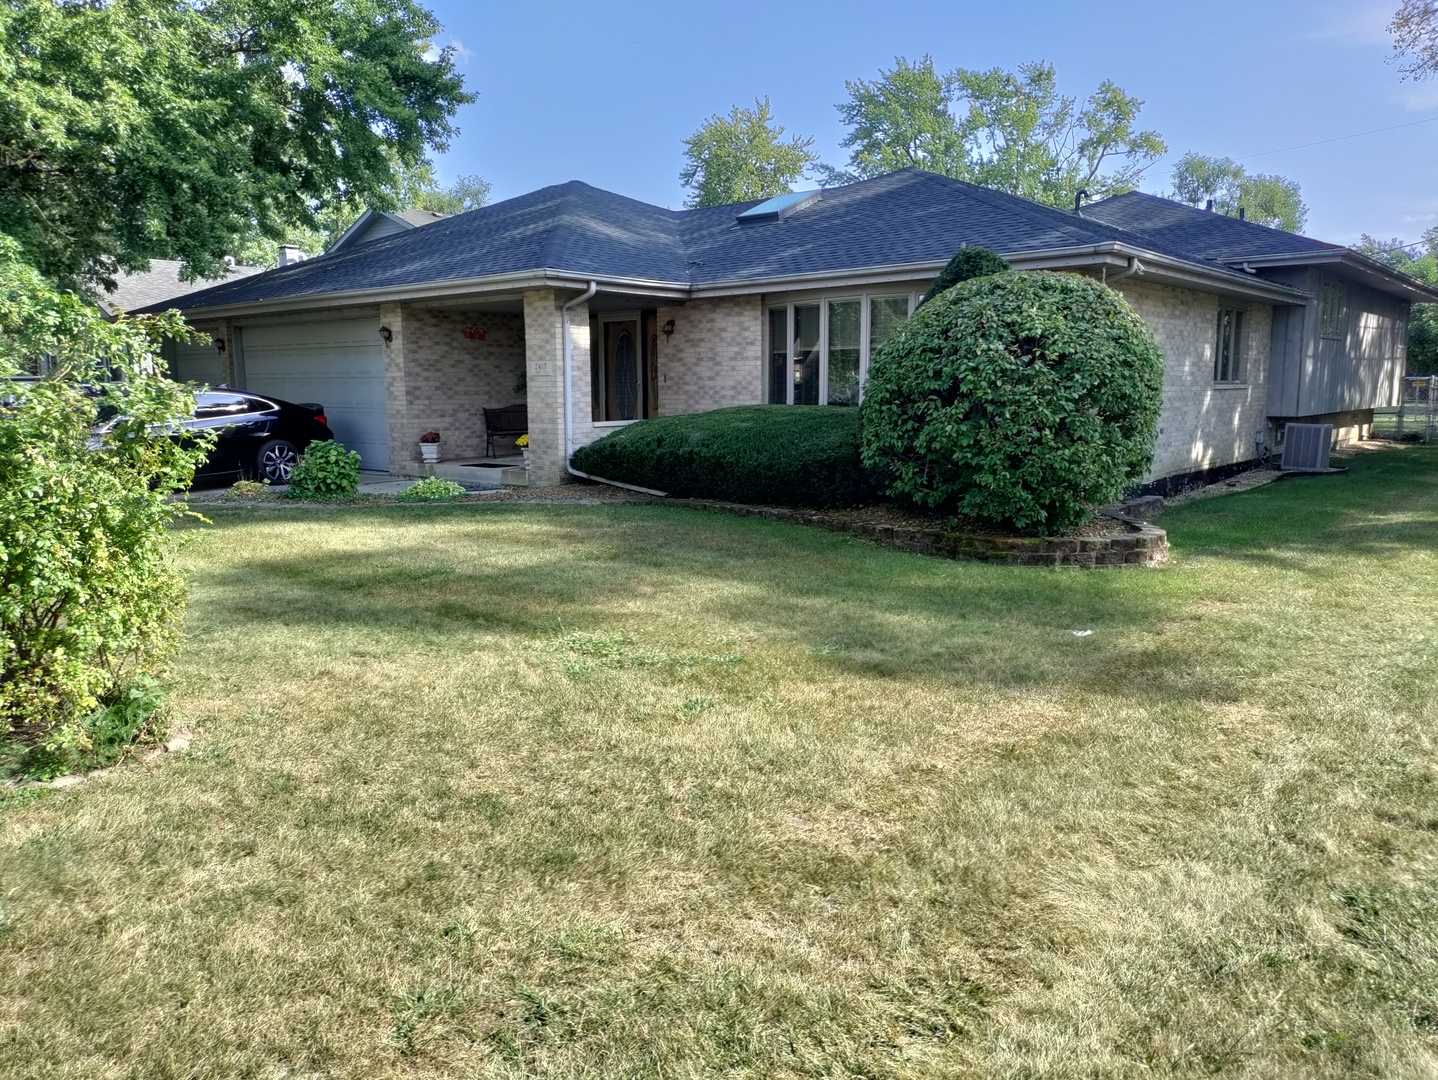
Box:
[570,405,874,507]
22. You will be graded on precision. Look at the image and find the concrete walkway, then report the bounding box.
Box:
[356,471,502,494]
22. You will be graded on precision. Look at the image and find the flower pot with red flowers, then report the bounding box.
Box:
[418,430,442,464]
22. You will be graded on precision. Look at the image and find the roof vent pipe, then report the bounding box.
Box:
[1205,199,1214,212]
[1238,206,1246,221]
[1073,189,1089,215]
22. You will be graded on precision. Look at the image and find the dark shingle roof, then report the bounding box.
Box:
[99,258,261,315]
[393,208,450,228]
[1082,191,1339,262]
[151,170,1315,314]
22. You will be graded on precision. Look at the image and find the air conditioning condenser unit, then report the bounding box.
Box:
[1281,423,1333,472]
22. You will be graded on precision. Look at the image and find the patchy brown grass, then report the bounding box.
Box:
[3,446,1438,1077]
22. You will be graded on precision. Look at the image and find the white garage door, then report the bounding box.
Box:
[170,337,225,386]
[241,319,389,470]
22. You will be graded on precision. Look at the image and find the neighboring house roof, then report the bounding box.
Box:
[98,258,262,316]
[327,207,452,254]
[148,169,1436,318]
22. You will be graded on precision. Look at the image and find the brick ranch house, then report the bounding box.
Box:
[146,168,1438,490]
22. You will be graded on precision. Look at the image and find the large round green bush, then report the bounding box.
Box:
[571,405,873,507]
[919,246,1010,305]
[860,271,1164,534]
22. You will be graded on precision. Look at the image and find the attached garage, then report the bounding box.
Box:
[167,336,226,386]
[239,318,390,470]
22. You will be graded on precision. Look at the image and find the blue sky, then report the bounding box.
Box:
[422,0,1435,245]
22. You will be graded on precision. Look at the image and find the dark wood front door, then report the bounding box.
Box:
[602,318,641,421]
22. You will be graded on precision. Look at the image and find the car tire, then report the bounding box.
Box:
[256,439,301,484]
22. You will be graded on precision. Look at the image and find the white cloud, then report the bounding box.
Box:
[1397,83,1438,111]
[1306,0,1392,45]
[424,38,471,64]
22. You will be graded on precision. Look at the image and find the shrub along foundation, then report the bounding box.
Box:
[657,500,1168,568]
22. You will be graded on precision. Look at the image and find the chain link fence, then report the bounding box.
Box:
[1371,376,1438,442]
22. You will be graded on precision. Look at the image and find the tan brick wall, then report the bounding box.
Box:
[381,303,525,467]
[1113,279,1273,481]
[523,289,593,485]
[655,295,764,414]
[379,301,411,470]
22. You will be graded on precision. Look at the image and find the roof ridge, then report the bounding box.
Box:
[536,186,582,270]
[1087,190,1340,254]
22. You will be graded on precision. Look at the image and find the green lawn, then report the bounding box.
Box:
[4,447,1438,1078]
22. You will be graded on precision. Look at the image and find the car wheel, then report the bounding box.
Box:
[257,439,300,484]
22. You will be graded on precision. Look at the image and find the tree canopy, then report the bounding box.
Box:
[680,97,819,208]
[823,58,1166,208]
[232,160,490,267]
[1391,0,1438,80]
[0,0,473,288]
[1169,153,1308,233]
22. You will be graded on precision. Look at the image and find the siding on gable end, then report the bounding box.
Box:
[1262,266,1409,418]
[351,216,411,247]
[1112,279,1272,481]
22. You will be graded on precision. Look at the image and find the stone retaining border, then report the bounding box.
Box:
[658,500,1168,568]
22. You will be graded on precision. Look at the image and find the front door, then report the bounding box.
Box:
[601,317,642,421]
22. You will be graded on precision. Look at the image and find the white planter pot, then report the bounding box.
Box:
[419,442,441,464]
[522,448,531,467]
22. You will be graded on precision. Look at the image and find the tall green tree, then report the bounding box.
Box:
[0,0,473,288]
[1170,153,1308,232]
[680,97,818,208]
[824,58,1165,208]
[1391,0,1438,79]
[821,56,965,181]
[232,160,490,266]
[1356,228,1438,375]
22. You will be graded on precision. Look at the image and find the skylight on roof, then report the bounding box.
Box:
[736,189,822,224]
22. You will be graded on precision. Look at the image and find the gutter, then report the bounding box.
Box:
[1230,250,1438,304]
[557,281,670,496]
[168,241,1308,323]
[160,269,690,321]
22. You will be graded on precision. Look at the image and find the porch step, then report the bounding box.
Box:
[396,460,528,487]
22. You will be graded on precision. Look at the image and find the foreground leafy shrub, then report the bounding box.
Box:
[398,477,466,501]
[286,439,360,499]
[861,271,1164,533]
[919,246,1010,305]
[571,405,874,507]
[5,676,168,781]
[0,238,212,746]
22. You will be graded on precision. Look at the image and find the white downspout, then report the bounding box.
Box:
[1110,255,1145,282]
[559,281,669,495]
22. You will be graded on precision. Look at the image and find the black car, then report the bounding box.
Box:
[187,390,335,484]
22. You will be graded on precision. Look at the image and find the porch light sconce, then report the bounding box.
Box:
[213,338,226,354]
[662,319,676,339]
[379,326,393,345]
